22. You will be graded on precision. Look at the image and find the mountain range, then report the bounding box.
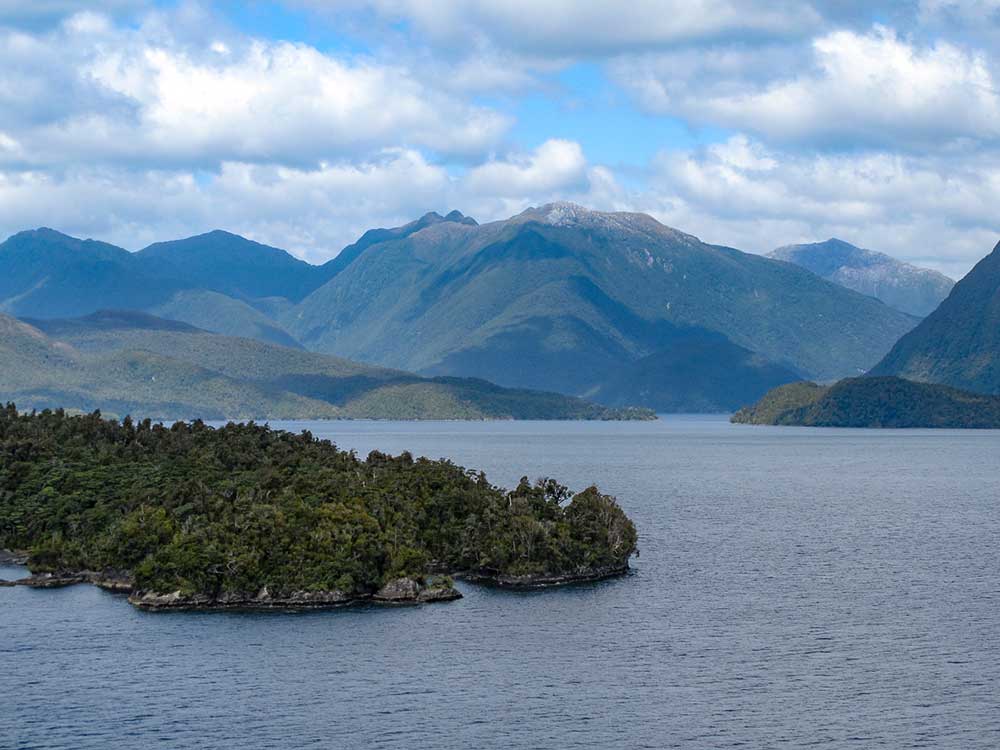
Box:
[769,238,954,317]
[872,240,1000,394]
[0,204,931,413]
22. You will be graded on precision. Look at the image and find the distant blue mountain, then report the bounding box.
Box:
[769,238,953,317]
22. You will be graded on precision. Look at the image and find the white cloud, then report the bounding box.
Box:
[466,139,588,196]
[0,9,510,170]
[0,150,452,261]
[0,137,625,264]
[636,134,1000,278]
[614,26,1000,149]
[2,130,997,279]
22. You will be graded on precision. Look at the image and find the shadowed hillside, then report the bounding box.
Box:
[5,311,653,421]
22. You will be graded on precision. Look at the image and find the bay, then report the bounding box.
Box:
[3,416,999,748]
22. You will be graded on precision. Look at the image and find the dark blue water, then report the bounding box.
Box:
[3,416,1000,749]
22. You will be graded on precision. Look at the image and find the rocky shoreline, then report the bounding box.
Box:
[460,563,631,589]
[0,560,463,609]
[0,569,133,591]
[1,550,631,607]
[0,549,29,566]
[130,576,463,610]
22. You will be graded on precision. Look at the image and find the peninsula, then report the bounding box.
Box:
[732,376,1000,428]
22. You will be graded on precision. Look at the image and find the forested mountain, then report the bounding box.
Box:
[871,240,1000,393]
[285,203,915,403]
[0,229,180,318]
[769,238,954,317]
[316,209,478,281]
[2,311,650,421]
[136,230,324,302]
[732,376,1000,428]
[0,207,920,412]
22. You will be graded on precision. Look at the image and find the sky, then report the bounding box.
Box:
[1,1,999,276]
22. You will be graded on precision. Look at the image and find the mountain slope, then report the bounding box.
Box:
[318,209,478,282]
[286,203,916,409]
[871,240,1000,393]
[590,330,801,412]
[12,311,649,420]
[147,289,303,348]
[769,238,954,317]
[0,313,330,419]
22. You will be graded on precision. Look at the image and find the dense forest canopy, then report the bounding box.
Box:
[0,405,636,601]
[732,376,1000,428]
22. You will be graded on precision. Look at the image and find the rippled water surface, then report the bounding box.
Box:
[3,416,1000,749]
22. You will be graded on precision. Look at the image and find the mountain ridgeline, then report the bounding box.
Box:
[769,239,954,317]
[0,206,924,413]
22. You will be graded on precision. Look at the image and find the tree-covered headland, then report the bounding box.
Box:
[0,405,637,608]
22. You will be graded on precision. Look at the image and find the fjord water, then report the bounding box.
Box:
[4,416,1000,749]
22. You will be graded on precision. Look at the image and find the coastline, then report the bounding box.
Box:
[0,554,632,608]
[0,549,29,566]
[459,563,631,589]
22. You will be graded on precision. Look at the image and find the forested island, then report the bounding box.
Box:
[732,376,1000,428]
[0,405,637,609]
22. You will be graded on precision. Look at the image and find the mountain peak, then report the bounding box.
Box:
[769,238,954,317]
[511,202,698,244]
[414,210,478,229]
[445,209,478,226]
[534,201,594,225]
[200,229,242,240]
[7,227,81,245]
[0,228,131,266]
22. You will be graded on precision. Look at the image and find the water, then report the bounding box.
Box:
[3,416,1000,749]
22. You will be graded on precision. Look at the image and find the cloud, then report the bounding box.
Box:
[317,0,821,56]
[614,26,1000,150]
[0,9,510,170]
[466,139,588,196]
[1,1,997,282]
[0,136,628,264]
[635,134,1000,278]
[2,128,997,279]
[0,149,452,261]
